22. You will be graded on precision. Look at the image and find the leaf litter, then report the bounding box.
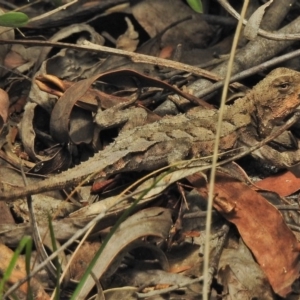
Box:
[0,0,300,299]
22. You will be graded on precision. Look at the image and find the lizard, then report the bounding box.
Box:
[2,67,300,201]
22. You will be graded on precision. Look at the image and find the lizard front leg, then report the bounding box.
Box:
[123,138,193,172]
[241,124,300,172]
[252,142,300,172]
[95,93,161,133]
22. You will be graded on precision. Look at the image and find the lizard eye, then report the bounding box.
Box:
[277,82,290,91]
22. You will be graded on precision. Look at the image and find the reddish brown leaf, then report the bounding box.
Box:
[184,231,201,238]
[212,172,300,297]
[169,265,191,273]
[8,95,27,114]
[91,177,116,193]
[159,45,174,58]
[191,172,300,297]
[0,243,49,299]
[35,74,131,112]
[255,171,300,197]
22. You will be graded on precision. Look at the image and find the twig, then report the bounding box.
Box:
[136,277,203,298]
[218,0,300,41]
[205,223,230,288]
[3,209,108,298]
[0,38,222,82]
[148,227,228,300]
[3,184,166,297]
[20,162,57,281]
[28,0,78,24]
[197,47,300,98]
[203,1,249,298]
[287,224,300,232]
[277,205,300,210]
[0,1,18,9]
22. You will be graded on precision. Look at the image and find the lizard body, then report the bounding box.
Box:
[2,68,300,201]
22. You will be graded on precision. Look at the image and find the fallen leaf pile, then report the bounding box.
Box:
[0,0,300,299]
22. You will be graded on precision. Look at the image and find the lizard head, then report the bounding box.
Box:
[251,68,300,137]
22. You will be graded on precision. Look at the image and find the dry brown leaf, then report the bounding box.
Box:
[210,172,300,297]
[70,241,101,281]
[0,202,14,225]
[159,45,174,59]
[0,9,14,78]
[50,69,210,144]
[218,240,273,299]
[0,243,49,300]
[255,171,300,197]
[76,207,172,299]
[244,0,273,40]
[69,106,94,144]
[132,0,213,48]
[8,95,27,115]
[104,287,138,300]
[168,265,192,274]
[116,17,139,51]
[5,45,41,73]
[35,74,130,112]
[4,49,27,69]
[0,88,9,131]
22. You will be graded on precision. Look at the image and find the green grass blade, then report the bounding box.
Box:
[71,172,169,299]
[48,215,61,300]
[25,238,33,300]
[0,236,32,297]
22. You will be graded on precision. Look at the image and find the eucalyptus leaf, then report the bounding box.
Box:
[187,0,203,13]
[0,12,28,27]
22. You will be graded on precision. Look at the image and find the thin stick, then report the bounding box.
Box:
[218,0,300,41]
[203,0,249,298]
[0,38,222,81]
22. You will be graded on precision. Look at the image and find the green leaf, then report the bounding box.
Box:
[0,12,29,27]
[187,0,203,13]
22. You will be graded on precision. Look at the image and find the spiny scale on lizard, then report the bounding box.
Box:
[2,67,300,201]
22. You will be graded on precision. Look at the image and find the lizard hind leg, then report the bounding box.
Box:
[167,141,193,165]
[127,139,193,172]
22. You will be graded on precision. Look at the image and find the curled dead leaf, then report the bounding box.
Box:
[76,207,172,299]
[116,17,139,51]
[0,88,9,131]
[244,0,273,40]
